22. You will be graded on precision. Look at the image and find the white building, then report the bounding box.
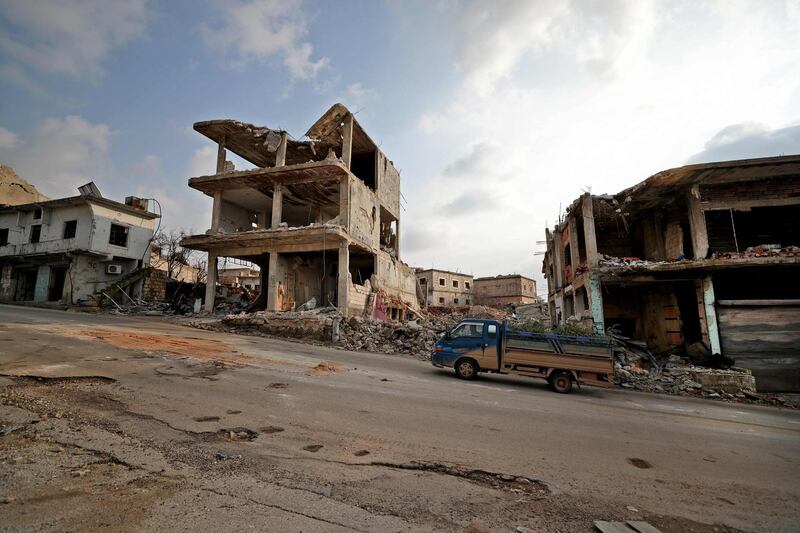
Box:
[0,185,159,304]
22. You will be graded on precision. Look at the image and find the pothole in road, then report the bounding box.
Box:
[303,444,323,452]
[194,416,220,422]
[353,450,370,457]
[627,458,652,469]
[371,461,549,497]
[259,426,285,434]
[267,382,289,389]
[219,427,258,441]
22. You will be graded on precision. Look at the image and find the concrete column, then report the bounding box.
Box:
[687,185,709,260]
[587,273,605,336]
[551,229,563,290]
[395,219,400,260]
[568,215,580,273]
[337,243,349,314]
[581,194,599,268]
[702,276,722,355]
[342,114,353,169]
[34,265,50,302]
[338,176,350,227]
[266,253,280,311]
[204,251,217,312]
[216,136,226,174]
[271,184,283,228]
[275,132,288,167]
[211,190,223,234]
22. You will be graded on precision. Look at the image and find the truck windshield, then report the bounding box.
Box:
[451,323,483,339]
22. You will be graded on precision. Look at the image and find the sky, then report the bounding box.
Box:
[1,0,799,296]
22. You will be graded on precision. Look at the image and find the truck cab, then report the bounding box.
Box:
[432,319,502,376]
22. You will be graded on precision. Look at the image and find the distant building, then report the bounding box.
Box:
[416,269,473,307]
[218,267,261,291]
[473,275,538,307]
[0,184,159,304]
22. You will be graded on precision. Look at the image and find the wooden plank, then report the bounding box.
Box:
[626,521,662,533]
[594,521,637,533]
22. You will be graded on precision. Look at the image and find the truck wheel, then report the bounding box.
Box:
[549,371,573,393]
[455,358,478,380]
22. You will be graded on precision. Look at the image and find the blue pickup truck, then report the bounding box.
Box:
[432,319,614,393]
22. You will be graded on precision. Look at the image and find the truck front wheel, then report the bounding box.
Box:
[455,358,479,380]
[549,371,573,393]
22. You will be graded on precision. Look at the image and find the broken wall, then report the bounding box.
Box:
[347,177,380,250]
[219,199,256,233]
[377,152,401,218]
[373,251,419,310]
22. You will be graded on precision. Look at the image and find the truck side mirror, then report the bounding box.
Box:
[444,330,451,340]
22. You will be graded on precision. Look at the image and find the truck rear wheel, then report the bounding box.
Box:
[455,358,478,380]
[549,371,573,393]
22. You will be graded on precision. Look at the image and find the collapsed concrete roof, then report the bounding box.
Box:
[193,103,383,170]
[615,154,800,213]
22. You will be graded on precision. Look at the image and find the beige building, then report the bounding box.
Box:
[416,269,473,307]
[473,275,538,307]
[181,103,420,319]
[218,267,261,291]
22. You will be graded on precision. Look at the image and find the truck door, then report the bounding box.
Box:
[448,322,488,369]
[483,322,501,371]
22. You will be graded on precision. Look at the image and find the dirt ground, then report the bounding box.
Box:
[1,306,799,532]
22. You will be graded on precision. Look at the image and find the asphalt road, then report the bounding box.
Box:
[1,304,798,532]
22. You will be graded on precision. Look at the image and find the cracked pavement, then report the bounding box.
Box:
[1,305,799,532]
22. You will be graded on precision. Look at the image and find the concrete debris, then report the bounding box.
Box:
[612,345,798,407]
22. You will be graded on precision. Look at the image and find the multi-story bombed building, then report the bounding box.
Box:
[543,155,800,391]
[416,268,473,307]
[181,103,420,320]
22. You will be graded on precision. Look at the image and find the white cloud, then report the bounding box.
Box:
[0,116,113,197]
[188,146,217,178]
[130,154,161,178]
[0,127,17,149]
[0,0,149,77]
[203,0,327,80]
[688,122,800,163]
[402,0,800,285]
[452,0,656,94]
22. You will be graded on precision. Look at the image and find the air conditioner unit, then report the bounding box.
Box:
[106,264,123,275]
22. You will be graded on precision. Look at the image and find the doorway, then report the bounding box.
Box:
[49,267,68,301]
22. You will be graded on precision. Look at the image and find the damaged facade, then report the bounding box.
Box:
[0,185,159,304]
[473,275,538,307]
[416,268,473,307]
[218,266,261,291]
[181,103,420,319]
[543,155,800,391]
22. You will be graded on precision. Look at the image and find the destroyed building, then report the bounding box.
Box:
[218,266,261,291]
[416,268,473,307]
[0,183,159,304]
[543,155,800,392]
[473,275,538,307]
[180,103,420,319]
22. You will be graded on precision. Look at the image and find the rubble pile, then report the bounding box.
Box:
[613,350,797,407]
[712,244,800,259]
[337,305,508,359]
